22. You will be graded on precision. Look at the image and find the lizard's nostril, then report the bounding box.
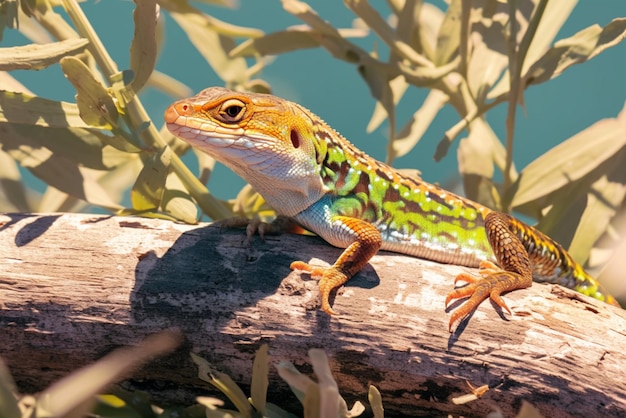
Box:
[164,102,192,123]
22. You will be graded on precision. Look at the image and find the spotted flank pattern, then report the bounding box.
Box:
[165,87,619,312]
[308,109,493,267]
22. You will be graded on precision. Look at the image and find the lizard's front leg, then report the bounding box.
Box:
[446,211,533,331]
[291,216,382,315]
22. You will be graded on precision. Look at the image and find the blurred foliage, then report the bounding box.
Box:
[0,1,625,293]
[0,337,550,417]
[0,339,392,418]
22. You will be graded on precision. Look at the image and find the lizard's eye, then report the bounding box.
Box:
[219,99,246,122]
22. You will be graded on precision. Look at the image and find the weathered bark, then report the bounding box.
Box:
[0,212,625,417]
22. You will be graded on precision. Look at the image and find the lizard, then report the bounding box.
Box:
[164,87,620,331]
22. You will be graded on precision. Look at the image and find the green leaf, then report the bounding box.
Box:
[523,18,626,87]
[60,56,120,129]
[131,146,171,211]
[162,169,199,224]
[0,38,88,70]
[129,0,158,93]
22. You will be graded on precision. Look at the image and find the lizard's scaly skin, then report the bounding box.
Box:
[164,87,619,331]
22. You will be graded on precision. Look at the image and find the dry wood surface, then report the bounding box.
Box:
[1,212,625,417]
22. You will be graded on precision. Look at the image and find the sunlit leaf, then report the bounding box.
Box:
[357,58,396,162]
[0,122,110,170]
[434,0,461,66]
[160,0,258,85]
[60,56,120,129]
[250,344,269,414]
[0,38,88,70]
[0,91,89,128]
[465,3,509,103]
[510,103,626,208]
[367,75,408,134]
[458,118,513,206]
[368,385,384,418]
[523,18,626,87]
[413,1,446,61]
[568,170,626,263]
[131,146,171,211]
[488,0,577,99]
[190,353,252,417]
[129,0,158,93]
[146,70,193,99]
[391,89,447,159]
[230,26,367,58]
[0,123,123,209]
[162,169,199,224]
[37,330,181,418]
[275,361,313,403]
[308,349,339,418]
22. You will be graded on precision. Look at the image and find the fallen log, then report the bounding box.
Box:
[1,212,625,417]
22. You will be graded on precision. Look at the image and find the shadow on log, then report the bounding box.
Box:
[1,213,625,417]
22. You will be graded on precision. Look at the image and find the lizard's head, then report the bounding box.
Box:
[165,87,329,216]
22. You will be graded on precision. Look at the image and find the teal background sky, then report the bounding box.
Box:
[6,1,626,205]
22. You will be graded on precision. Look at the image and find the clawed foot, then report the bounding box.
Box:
[291,261,348,315]
[445,261,519,332]
[213,216,293,243]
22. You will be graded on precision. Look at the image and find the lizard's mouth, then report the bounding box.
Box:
[166,122,238,148]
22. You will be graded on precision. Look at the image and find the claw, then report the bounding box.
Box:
[291,261,347,315]
[446,271,518,332]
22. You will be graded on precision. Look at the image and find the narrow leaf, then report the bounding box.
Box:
[131,147,171,211]
[129,0,158,93]
[190,353,253,417]
[0,38,88,70]
[511,103,626,208]
[568,171,626,263]
[250,344,269,414]
[368,385,384,418]
[0,91,89,128]
[37,330,181,418]
[60,56,120,129]
[0,359,21,418]
[523,18,626,87]
[434,0,461,66]
[0,124,123,209]
[391,89,447,158]
[0,148,31,212]
[162,0,255,84]
[162,169,199,224]
[367,75,408,134]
